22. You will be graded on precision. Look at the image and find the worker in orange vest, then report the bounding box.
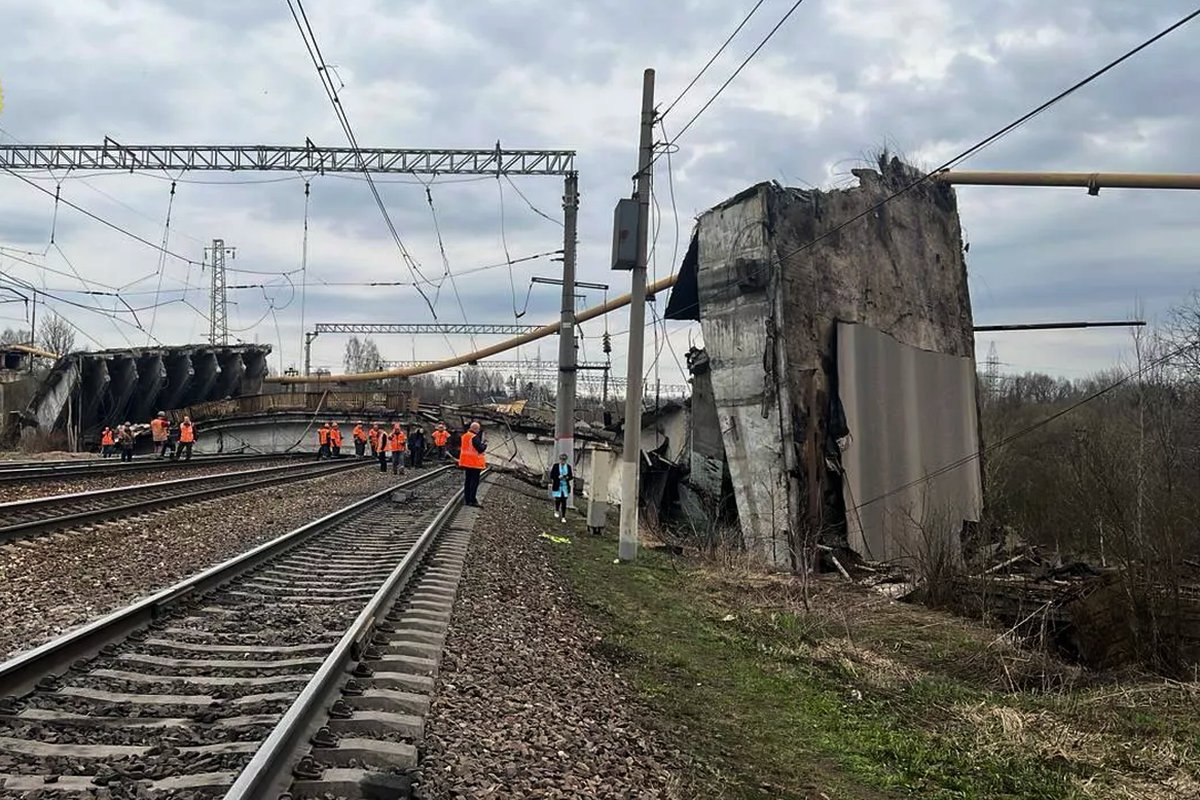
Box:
[458,421,487,507]
[329,422,343,458]
[431,423,450,462]
[368,422,382,458]
[387,423,407,475]
[317,422,331,460]
[352,421,368,458]
[150,411,173,459]
[100,426,115,459]
[177,416,196,461]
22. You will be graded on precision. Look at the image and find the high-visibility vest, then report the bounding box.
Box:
[369,429,381,450]
[388,429,407,452]
[353,425,367,443]
[318,426,330,445]
[150,418,169,442]
[101,429,115,446]
[458,432,486,469]
[179,423,195,443]
[432,429,449,447]
[330,427,343,446]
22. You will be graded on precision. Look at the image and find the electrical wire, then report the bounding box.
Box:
[661,0,768,119]
[286,0,440,318]
[146,180,178,343]
[420,180,477,351]
[659,7,1200,322]
[655,0,809,162]
[1,167,202,266]
[495,177,523,320]
[502,174,563,227]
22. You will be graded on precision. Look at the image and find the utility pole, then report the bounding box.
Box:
[617,68,655,562]
[556,173,580,509]
[207,239,234,346]
[27,289,36,374]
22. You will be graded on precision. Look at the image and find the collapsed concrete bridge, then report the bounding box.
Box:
[18,344,271,445]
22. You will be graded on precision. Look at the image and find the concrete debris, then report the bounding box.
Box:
[664,160,978,569]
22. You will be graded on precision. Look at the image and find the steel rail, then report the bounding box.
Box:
[0,459,368,542]
[0,452,307,484]
[0,465,454,699]
[223,469,481,799]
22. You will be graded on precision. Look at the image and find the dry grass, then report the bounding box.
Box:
[655,557,1199,797]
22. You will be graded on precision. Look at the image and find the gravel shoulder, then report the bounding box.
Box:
[0,465,423,659]
[419,476,687,799]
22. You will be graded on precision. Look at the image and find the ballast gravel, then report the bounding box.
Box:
[0,462,289,503]
[419,477,686,799]
[0,466,410,660]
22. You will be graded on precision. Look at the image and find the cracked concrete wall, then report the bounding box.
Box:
[695,187,796,567]
[685,158,977,568]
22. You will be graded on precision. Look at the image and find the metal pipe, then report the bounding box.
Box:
[935,170,1200,191]
[6,342,59,360]
[268,272,681,385]
[974,320,1146,332]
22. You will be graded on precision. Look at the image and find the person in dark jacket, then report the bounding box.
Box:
[548,452,573,521]
[409,428,426,469]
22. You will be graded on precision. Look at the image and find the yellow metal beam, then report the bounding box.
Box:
[268,273,683,385]
[934,170,1200,191]
[5,343,59,360]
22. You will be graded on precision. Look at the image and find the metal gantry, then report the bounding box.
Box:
[304,323,544,377]
[0,140,577,176]
[379,358,690,395]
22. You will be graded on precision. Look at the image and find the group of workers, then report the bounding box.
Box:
[314,418,487,507]
[316,420,455,476]
[99,411,196,462]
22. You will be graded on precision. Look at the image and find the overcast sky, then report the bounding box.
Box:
[0,0,1197,389]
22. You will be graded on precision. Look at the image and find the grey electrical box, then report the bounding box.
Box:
[611,198,638,270]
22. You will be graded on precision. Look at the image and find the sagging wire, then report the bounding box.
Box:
[502,174,563,228]
[421,178,474,353]
[147,179,178,344]
[495,176,523,320]
[299,179,311,364]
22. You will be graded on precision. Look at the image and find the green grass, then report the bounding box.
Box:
[538,504,1197,799]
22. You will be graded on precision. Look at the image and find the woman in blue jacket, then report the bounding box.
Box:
[547,453,573,521]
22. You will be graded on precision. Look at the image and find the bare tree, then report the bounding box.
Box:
[343,336,383,374]
[37,315,75,357]
[0,328,32,346]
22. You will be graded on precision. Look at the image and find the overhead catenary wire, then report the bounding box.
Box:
[420,180,477,351]
[657,7,1200,323]
[1,168,202,266]
[146,180,178,344]
[285,0,440,319]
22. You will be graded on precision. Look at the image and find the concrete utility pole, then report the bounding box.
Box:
[617,68,655,563]
[556,173,580,509]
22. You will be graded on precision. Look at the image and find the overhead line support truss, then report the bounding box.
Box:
[0,142,577,176]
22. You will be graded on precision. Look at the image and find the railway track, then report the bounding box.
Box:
[0,452,309,485]
[0,460,368,543]
[0,465,473,798]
